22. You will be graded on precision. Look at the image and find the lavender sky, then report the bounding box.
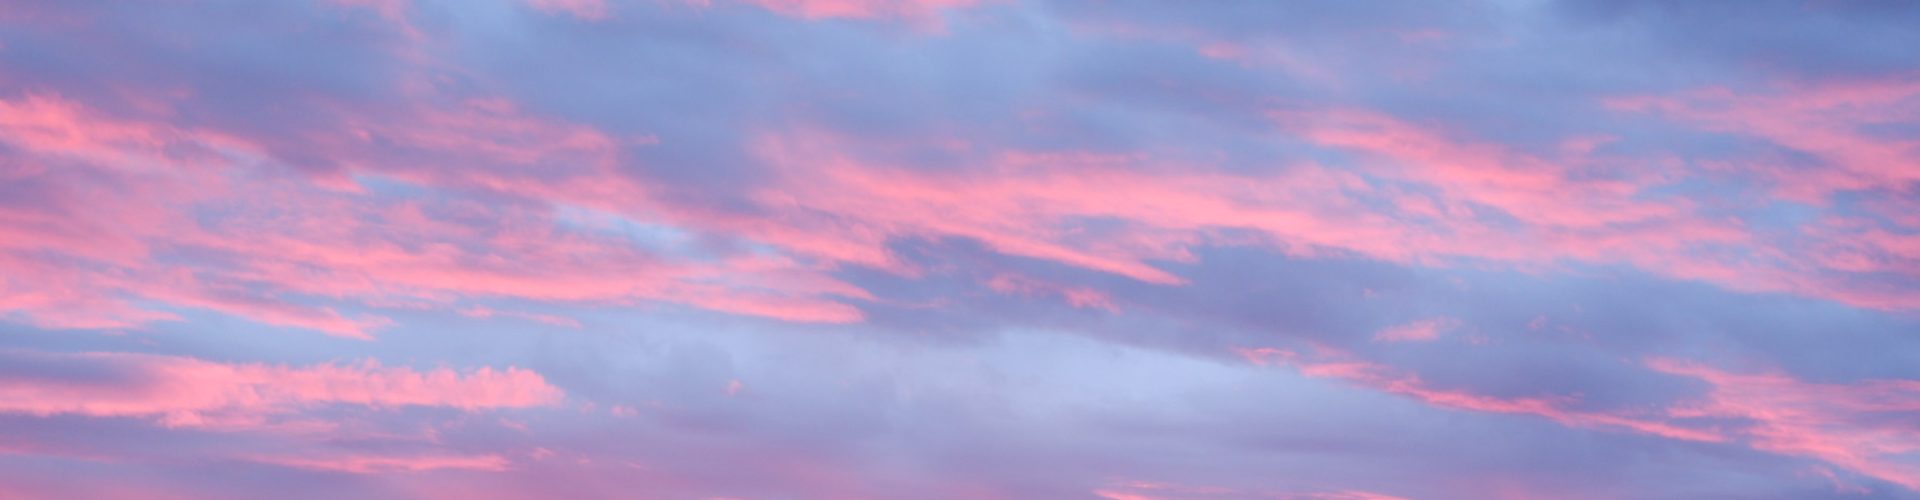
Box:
[2,1,1919,498]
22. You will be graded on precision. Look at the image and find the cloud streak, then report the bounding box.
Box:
[0,350,561,427]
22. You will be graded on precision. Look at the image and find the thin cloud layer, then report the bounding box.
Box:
[0,0,1917,498]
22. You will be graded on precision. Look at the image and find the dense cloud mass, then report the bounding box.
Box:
[1,1,1918,498]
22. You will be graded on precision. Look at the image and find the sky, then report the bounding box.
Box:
[1,0,1918,498]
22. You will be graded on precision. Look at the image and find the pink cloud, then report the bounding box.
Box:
[1240,345,1920,490]
[1235,347,1723,443]
[0,351,562,428]
[740,0,980,23]
[14,76,1891,342]
[730,125,1862,314]
[1605,80,1920,309]
[246,451,512,473]
[0,94,374,334]
[1648,359,1920,490]
[0,94,871,334]
[1280,109,1683,229]
[986,273,1120,312]
[1609,79,1920,200]
[7,3,1916,497]
[1278,107,1920,311]
[7,67,1910,349]
[741,131,1402,285]
[1371,317,1457,343]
